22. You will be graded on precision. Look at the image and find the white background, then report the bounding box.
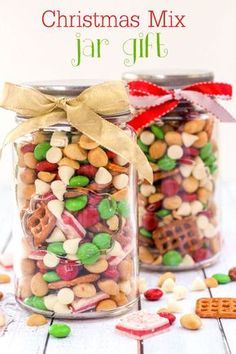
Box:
[0,0,235,181]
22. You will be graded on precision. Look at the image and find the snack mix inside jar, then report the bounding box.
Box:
[14,82,139,318]
[123,71,221,270]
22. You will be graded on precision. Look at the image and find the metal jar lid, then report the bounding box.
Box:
[122,70,214,89]
[20,80,130,121]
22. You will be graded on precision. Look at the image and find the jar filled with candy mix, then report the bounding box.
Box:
[123,71,222,270]
[5,81,151,318]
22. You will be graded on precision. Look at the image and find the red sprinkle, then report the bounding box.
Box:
[20,143,36,154]
[158,312,176,325]
[161,178,179,197]
[142,213,158,231]
[36,161,58,172]
[76,165,97,178]
[77,206,100,228]
[144,288,163,301]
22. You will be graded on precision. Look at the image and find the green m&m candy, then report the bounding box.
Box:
[200,143,212,161]
[77,243,100,265]
[24,296,34,307]
[98,198,117,220]
[151,124,164,139]
[212,273,231,284]
[32,296,47,311]
[117,200,130,217]
[34,142,51,161]
[48,323,71,338]
[92,233,112,250]
[163,250,182,266]
[65,195,88,212]
[158,156,176,171]
[43,271,61,283]
[69,175,89,187]
[137,138,149,153]
[47,242,66,256]
[156,209,171,218]
[139,227,152,238]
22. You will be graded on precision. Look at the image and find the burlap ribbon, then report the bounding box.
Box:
[0,81,153,183]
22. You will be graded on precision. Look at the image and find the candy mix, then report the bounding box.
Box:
[15,129,138,317]
[137,114,220,268]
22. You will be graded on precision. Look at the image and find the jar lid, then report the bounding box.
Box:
[122,70,214,89]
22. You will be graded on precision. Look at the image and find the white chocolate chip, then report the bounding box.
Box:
[119,280,132,295]
[0,311,6,327]
[138,277,148,294]
[63,239,79,255]
[197,215,209,230]
[167,145,183,160]
[57,288,74,305]
[51,180,66,201]
[140,131,155,145]
[107,241,125,258]
[58,166,75,185]
[192,164,207,180]
[46,147,62,164]
[46,227,66,243]
[191,201,203,215]
[204,223,217,238]
[162,278,175,293]
[106,215,119,231]
[35,179,51,195]
[44,294,58,311]
[140,184,156,197]
[114,155,128,166]
[182,132,198,147]
[50,131,68,147]
[173,285,188,300]
[113,174,129,190]
[43,253,59,268]
[53,301,71,314]
[176,202,191,216]
[95,167,112,185]
[179,164,194,178]
[191,277,207,291]
[167,298,182,313]
[181,254,195,266]
[47,200,64,218]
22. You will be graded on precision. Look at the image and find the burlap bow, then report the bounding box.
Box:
[0,81,153,183]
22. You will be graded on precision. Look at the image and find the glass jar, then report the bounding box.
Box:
[13,82,139,318]
[123,71,221,270]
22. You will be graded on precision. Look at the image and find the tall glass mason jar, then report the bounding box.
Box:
[123,71,221,270]
[14,82,139,318]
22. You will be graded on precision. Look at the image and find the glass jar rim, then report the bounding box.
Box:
[122,69,214,89]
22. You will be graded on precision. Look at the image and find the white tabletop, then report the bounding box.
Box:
[0,182,235,354]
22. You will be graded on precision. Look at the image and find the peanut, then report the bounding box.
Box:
[20,168,36,184]
[165,131,182,146]
[148,193,164,204]
[96,299,117,312]
[182,177,199,193]
[197,187,210,204]
[79,134,99,150]
[84,259,108,273]
[193,131,209,148]
[139,246,154,264]
[64,144,87,161]
[38,171,56,183]
[184,120,205,134]
[111,291,128,306]
[18,276,33,299]
[58,157,80,169]
[30,272,48,297]
[149,141,167,159]
[26,314,48,327]
[88,147,108,167]
[73,283,97,298]
[163,196,182,210]
[24,152,37,169]
[117,259,133,281]
[0,274,11,283]
[180,314,202,330]
[205,277,218,288]
[98,279,119,296]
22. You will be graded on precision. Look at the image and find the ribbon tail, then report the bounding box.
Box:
[0,111,66,159]
[128,100,179,131]
[66,103,153,183]
[181,91,235,122]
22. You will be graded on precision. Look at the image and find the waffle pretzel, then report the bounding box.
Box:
[26,202,56,246]
[152,217,203,255]
[196,298,236,318]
